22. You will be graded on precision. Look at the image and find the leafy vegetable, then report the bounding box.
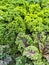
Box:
[0,0,49,65]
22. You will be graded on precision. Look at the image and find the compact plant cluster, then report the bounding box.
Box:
[0,0,49,65]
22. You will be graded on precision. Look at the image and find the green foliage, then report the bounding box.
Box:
[25,15,43,32]
[0,45,12,65]
[0,24,6,44]
[33,60,44,65]
[16,56,33,65]
[0,0,49,65]
[23,46,42,60]
[27,0,40,3]
[29,4,41,14]
[7,16,26,33]
[15,32,33,53]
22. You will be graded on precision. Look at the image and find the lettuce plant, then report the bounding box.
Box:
[0,0,49,65]
[15,32,33,53]
[23,46,42,60]
[0,45,12,65]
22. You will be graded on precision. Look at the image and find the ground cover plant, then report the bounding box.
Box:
[0,0,49,65]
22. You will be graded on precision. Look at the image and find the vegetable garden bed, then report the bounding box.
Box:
[0,0,49,65]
